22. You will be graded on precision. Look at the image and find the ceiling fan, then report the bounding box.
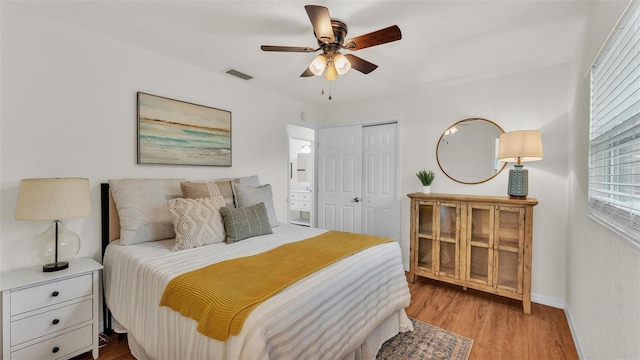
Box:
[261,5,402,81]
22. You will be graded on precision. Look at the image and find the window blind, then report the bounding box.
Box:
[589,0,640,247]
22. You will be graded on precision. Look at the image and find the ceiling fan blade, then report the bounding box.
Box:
[344,54,378,74]
[261,45,315,53]
[305,5,334,44]
[344,25,402,50]
[300,67,314,77]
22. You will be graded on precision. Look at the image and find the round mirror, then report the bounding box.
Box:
[436,118,507,184]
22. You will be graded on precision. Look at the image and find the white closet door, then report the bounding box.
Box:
[317,125,363,232]
[362,123,398,239]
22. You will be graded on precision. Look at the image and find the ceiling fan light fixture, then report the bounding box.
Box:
[325,63,338,81]
[334,53,351,75]
[309,54,327,76]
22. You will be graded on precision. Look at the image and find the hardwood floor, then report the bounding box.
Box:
[407,276,578,360]
[74,275,578,360]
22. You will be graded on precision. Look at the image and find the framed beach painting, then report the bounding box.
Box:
[137,92,232,166]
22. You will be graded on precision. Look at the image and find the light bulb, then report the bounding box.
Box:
[309,55,327,76]
[334,53,351,75]
[325,63,338,81]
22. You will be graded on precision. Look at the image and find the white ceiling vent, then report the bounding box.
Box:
[224,68,254,81]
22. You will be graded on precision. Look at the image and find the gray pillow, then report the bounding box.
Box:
[108,178,184,245]
[233,183,278,227]
[220,203,273,243]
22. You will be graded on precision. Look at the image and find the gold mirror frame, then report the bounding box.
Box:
[436,118,507,184]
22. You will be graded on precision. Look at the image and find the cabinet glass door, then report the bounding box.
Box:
[467,205,493,285]
[437,203,458,278]
[495,207,524,292]
[417,202,435,272]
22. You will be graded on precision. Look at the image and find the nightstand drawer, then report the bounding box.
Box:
[10,274,92,316]
[11,299,92,346]
[290,192,311,201]
[291,200,311,210]
[11,324,92,360]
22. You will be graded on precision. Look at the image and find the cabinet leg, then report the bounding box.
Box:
[523,298,531,315]
[408,272,416,283]
[463,286,467,291]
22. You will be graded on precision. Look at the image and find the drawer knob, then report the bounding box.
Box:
[51,291,59,297]
[52,318,60,325]
[52,346,60,354]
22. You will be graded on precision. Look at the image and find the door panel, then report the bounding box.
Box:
[317,125,363,231]
[362,124,398,239]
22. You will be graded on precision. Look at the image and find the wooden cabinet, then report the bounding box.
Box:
[1,258,103,359]
[408,193,537,314]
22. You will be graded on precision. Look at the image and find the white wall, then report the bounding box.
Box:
[324,63,572,306]
[0,4,323,272]
[565,1,640,358]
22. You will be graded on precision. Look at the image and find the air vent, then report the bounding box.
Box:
[224,68,254,81]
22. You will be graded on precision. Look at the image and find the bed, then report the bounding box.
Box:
[101,179,412,360]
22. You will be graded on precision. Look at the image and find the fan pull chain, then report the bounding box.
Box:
[328,82,332,100]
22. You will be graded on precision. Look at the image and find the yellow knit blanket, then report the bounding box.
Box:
[159,230,393,341]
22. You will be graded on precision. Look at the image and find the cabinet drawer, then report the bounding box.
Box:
[291,200,311,210]
[11,299,92,346]
[11,324,92,360]
[290,192,311,201]
[10,274,92,316]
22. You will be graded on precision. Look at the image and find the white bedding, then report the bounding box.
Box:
[103,224,412,360]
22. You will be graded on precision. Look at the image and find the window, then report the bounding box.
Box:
[589,0,640,247]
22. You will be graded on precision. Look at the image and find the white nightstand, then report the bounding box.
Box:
[1,258,103,360]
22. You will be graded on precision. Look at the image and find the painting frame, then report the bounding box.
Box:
[137,92,232,167]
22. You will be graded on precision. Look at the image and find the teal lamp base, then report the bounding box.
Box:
[507,164,528,199]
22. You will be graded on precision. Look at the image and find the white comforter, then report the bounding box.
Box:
[103,224,412,360]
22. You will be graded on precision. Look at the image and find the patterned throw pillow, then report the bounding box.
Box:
[220,202,273,243]
[108,178,184,245]
[168,196,226,251]
[232,183,278,227]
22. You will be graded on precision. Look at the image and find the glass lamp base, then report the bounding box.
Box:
[43,261,69,272]
[34,220,80,272]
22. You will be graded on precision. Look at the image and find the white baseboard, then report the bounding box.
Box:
[564,305,585,360]
[531,293,565,309]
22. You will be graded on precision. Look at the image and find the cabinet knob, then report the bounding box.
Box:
[52,318,60,325]
[51,291,59,297]
[52,347,60,353]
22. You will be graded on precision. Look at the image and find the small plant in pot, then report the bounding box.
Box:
[416,169,435,194]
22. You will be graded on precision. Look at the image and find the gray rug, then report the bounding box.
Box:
[376,318,473,360]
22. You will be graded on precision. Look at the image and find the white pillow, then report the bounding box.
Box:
[233,183,278,227]
[108,178,184,245]
[169,196,226,251]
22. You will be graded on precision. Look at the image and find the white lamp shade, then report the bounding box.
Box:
[309,55,327,76]
[324,63,338,81]
[334,53,351,75]
[15,178,92,221]
[498,130,543,163]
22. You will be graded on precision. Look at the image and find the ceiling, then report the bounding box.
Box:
[13,1,604,105]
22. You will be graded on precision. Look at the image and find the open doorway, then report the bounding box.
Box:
[287,124,316,227]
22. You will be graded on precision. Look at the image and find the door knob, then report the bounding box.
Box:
[353,197,360,203]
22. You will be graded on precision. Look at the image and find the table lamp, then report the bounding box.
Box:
[498,130,543,199]
[15,178,92,272]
